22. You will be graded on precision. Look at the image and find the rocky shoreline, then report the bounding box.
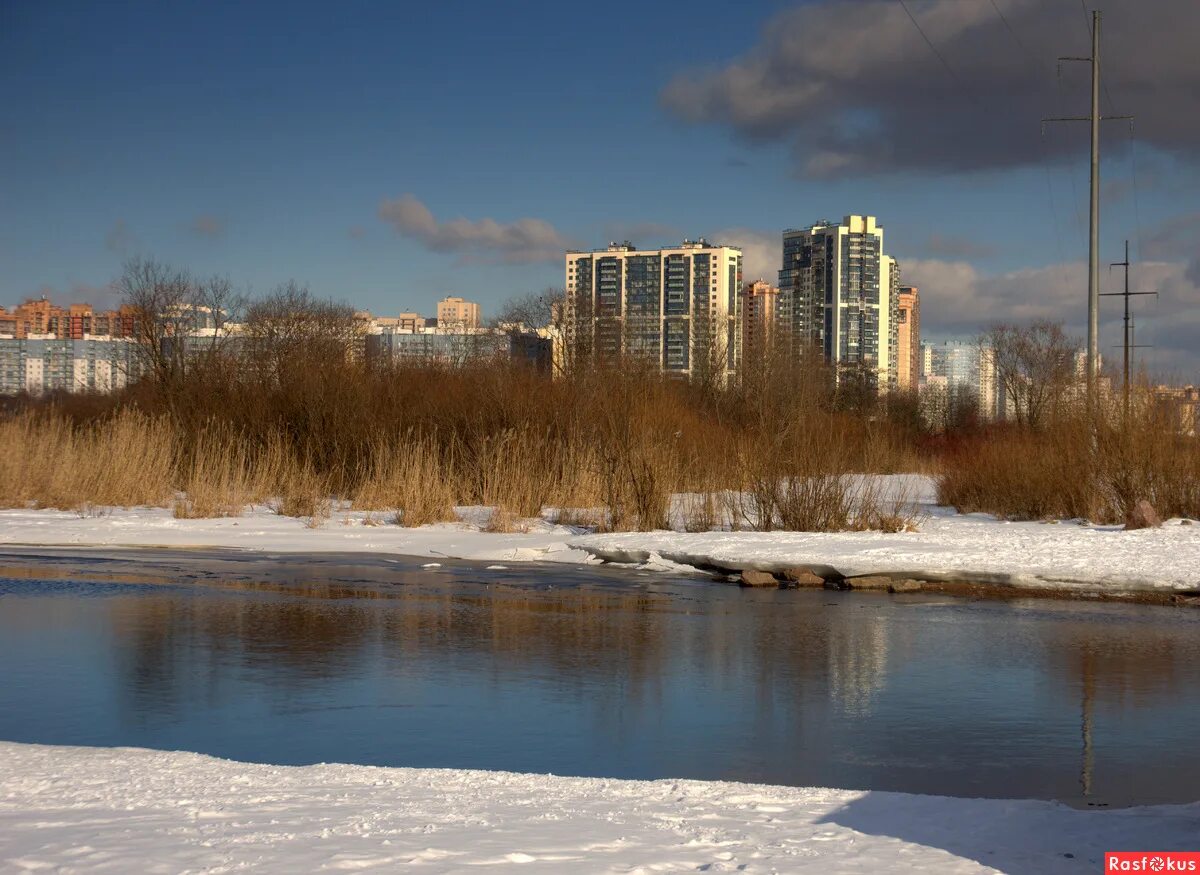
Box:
[727,564,1200,607]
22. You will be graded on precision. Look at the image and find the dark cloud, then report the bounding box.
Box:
[377,194,576,264]
[104,219,136,254]
[188,214,226,239]
[661,0,1200,178]
[923,233,997,260]
[1141,212,1200,260]
[1186,258,1200,288]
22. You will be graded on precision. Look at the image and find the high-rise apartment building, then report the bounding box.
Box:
[740,279,780,369]
[436,296,481,329]
[564,239,743,380]
[922,340,998,420]
[896,286,920,391]
[779,215,897,389]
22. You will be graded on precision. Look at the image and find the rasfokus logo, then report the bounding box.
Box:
[1106,853,1200,872]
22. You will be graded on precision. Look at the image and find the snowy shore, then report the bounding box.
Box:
[0,476,1197,594]
[1,742,1196,874]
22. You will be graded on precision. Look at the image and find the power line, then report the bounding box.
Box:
[1077,0,1119,114]
[1075,2,1141,266]
[897,0,979,107]
[1053,66,1088,247]
[985,0,1070,271]
[1128,123,1147,262]
[1042,149,1069,278]
[988,0,1041,69]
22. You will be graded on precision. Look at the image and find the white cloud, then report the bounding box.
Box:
[904,256,1200,380]
[378,194,576,265]
[712,227,779,286]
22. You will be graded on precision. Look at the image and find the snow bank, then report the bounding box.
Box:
[570,512,1200,593]
[1,742,1196,873]
[1,474,1198,593]
[574,475,1200,593]
[0,504,590,565]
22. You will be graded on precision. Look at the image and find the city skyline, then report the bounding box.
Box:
[4,0,1199,376]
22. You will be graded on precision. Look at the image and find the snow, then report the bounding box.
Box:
[0,504,590,565]
[1,742,1196,874]
[571,514,1200,593]
[0,475,1197,593]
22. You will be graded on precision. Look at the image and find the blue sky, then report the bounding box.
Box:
[2,0,1197,372]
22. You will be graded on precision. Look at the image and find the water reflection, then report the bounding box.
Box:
[1,551,1198,805]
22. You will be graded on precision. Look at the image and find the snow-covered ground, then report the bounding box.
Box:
[0,475,1197,593]
[0,504,590,564]
[572,513,1200,593]
[1,742,1195,874]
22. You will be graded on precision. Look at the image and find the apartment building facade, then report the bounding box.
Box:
[0,335,142,395]
[896,285,920,391]
[921,340,998,420]
[564,239,743,380]
[740,279,780,370]
[779,215,898,389]
[366,326,552,372]
[0,299,133,340]
[436,296,481,329]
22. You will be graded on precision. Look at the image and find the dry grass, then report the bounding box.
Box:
[353,436,457,528]
[3,355,935,533]
[681,492,719,533]
[0,410,173,510]
[173,427,259,518]
[937,400,1200,523]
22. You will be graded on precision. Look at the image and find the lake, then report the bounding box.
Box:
[1,547,1197,807]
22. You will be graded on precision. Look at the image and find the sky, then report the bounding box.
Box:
[2,0,1198,377]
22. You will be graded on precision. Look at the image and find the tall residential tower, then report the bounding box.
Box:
[564,239,742,380]
[896,285,920,391]
[779,215,898,389]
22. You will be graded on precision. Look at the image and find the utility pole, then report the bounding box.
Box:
[1102,239,1156,419]
[1044,10,1131,406]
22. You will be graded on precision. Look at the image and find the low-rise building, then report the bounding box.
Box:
[366,326,551,372]
[1153,384,1199,436]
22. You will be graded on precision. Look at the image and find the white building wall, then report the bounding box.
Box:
[95,358,113,393]
[73,358,88,392]
[24,358,43,394]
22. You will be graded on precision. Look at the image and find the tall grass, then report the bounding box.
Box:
[353,435,457,527]
[1,355,928,531]
[0,410,173,509]
[937,400,1200,522]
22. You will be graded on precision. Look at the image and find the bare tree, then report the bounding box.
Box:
[243,282,361,383]
[919,381,980,433]
[118,257,244,387]
[495,287,564,331]
[983,321,1078,428]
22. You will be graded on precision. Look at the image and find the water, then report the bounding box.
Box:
[1,547,1197,807]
